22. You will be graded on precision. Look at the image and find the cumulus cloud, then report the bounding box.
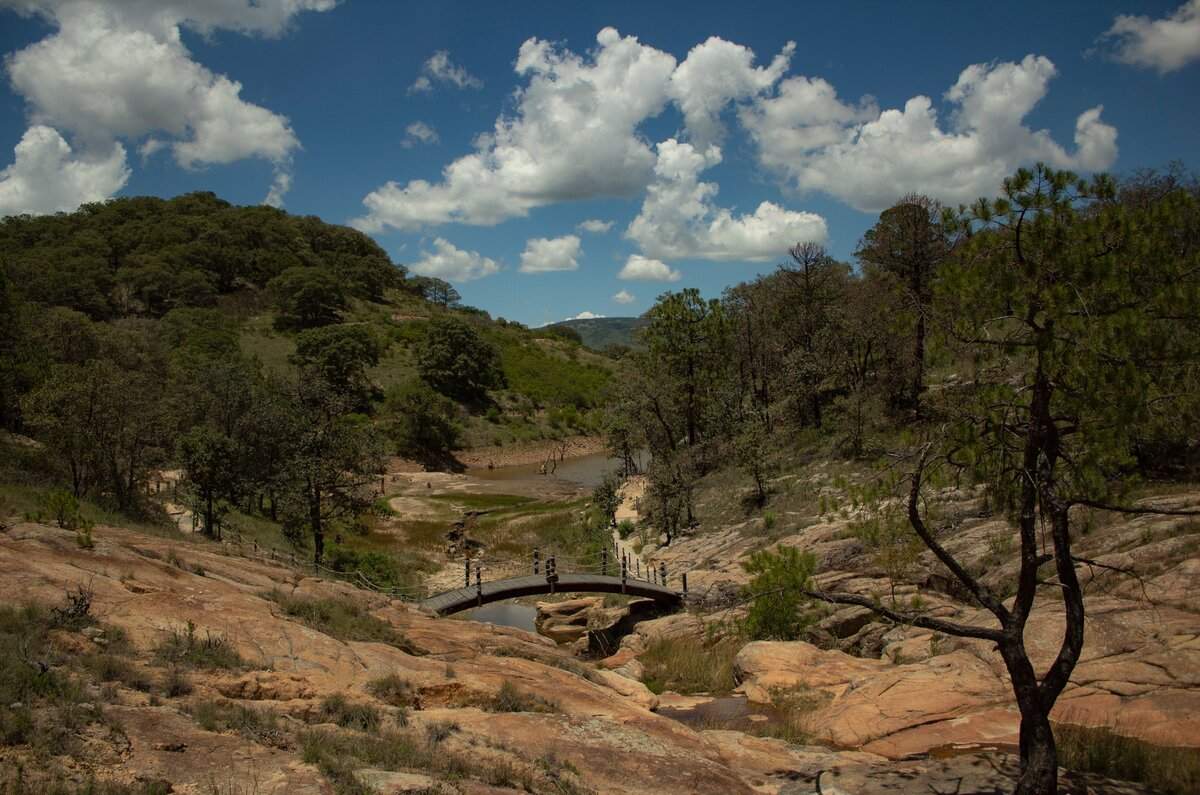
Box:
[0,124,129,217]
[0,0,328,213]
[740,55,1118,212]
[408,50,483,93]
[577,218,614,234]
[626,138,827,262]
[519,234,582,273]
[412,238,500,282]
[352,28,678,232]
[1098,0,1200,73]
[612,289,635,304]
[262,169,291,208]
[668,36,794,148]
[401,121,439,148]
[566,311,605,320]
[619,254,681,282]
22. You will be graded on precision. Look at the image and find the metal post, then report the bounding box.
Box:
[660,562,667,585]
[636,559,640,579]
[601,547,608,576]
[464,557,471,588]
[621,558,628,594]
[475,566,482,606]
[682,572,688,596]
[533,548,540,574]
[547,554,557,594]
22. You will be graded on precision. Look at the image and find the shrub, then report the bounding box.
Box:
[741,546,815,641]
[1055,720,1200,795]
[188,700,287,749]
[640,635,740,695]
[319,694,381,732]
[153,622,249,670]
[40,489,91,532]
[365,674,415,708]
[484,680,559,714]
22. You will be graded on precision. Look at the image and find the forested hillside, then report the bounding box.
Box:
[0,192,613,572]
[549,316,648,352]
[602,165,1200,792]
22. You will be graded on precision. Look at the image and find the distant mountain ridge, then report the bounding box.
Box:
[550,316,647,350]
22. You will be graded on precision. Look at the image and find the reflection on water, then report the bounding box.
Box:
[463,601,538,633]
[469,450,645,490]
[657,695,782,731]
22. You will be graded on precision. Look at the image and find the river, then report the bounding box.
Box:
[468,449,645,490]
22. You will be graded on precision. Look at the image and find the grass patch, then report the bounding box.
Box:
[78,654,151,692]
[261,591,421,655]
[746,685,825,745]
[365,674,415,709]
[319,694,382,732]
[482,680,559,714]
[1055,720,1200,795]
[188,699,288,749]
[641,635,740,695]
[153,622,251,670]
[0,769,173,794]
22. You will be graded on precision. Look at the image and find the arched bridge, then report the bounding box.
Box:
[419,546,688,616]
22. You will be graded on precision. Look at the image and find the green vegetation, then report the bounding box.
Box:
[741,546,815,641]
[548,317,647,351]
[1054,720,1200,795]
[482,680,560,714]
[365,674,415,708]
[640,635,740,695]
[318,694,382,732]
[261,591,419,654]
[153,621,252,670]
[187,700,288,748]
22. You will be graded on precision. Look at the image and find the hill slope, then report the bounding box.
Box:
[549,316,647,350]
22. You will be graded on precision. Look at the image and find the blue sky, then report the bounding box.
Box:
[1,1,1199,326]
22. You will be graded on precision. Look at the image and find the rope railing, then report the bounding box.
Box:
[209,523,697,606]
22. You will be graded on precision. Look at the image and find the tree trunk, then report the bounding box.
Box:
[1014,708,1058,794]
[912,310,926,410]
[310,487,324,566]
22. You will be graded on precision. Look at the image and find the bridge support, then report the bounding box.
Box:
[621,558,627,594]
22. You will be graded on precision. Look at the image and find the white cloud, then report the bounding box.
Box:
[577,218,614,234]
[408,50,482,93]
[740,55,1118,212]
[519,234,582,273]
[401,121,439,148]
[262,169,291,208]
[668,36,794,148]
[612,289,635,304]
[352,28,678,232]
[619,254,681,282]
[0,0,328,212]
[412,238,500,282]
[566,311,605,320]
[0,124,129,217]
[626,138,827,262]
[1098,0,1200,74]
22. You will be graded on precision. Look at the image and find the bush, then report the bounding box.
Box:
[365,674,414,708]
[640,635,740,695]
[188,700,287,748]
[153,622,249,670]
[1055,720,1200,795]
[319,694,381,732]
[484,680,559,714]
[40,490,91,532]
[741,546,815,641]
[416,316,505,403]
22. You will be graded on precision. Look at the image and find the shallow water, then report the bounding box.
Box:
[657,695,783,730]
[468,450,634,490]
[462,601,538,633]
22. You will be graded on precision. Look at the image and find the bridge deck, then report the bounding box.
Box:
[420,573,682,616]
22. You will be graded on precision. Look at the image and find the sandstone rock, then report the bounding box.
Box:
[356,769,437,793]
[535,596,604,644]
[594,669,659,711]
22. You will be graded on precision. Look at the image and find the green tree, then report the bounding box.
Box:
[809,165,1200,794]
[278,380,382,565]
[416,316,505,403]
[383,381,461,464]
[742,546,815,640]
[592,471,621,528]
[855,194,950,411]
[268,266,347,330]
[291,324,384,410]
[177,426,240,539]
